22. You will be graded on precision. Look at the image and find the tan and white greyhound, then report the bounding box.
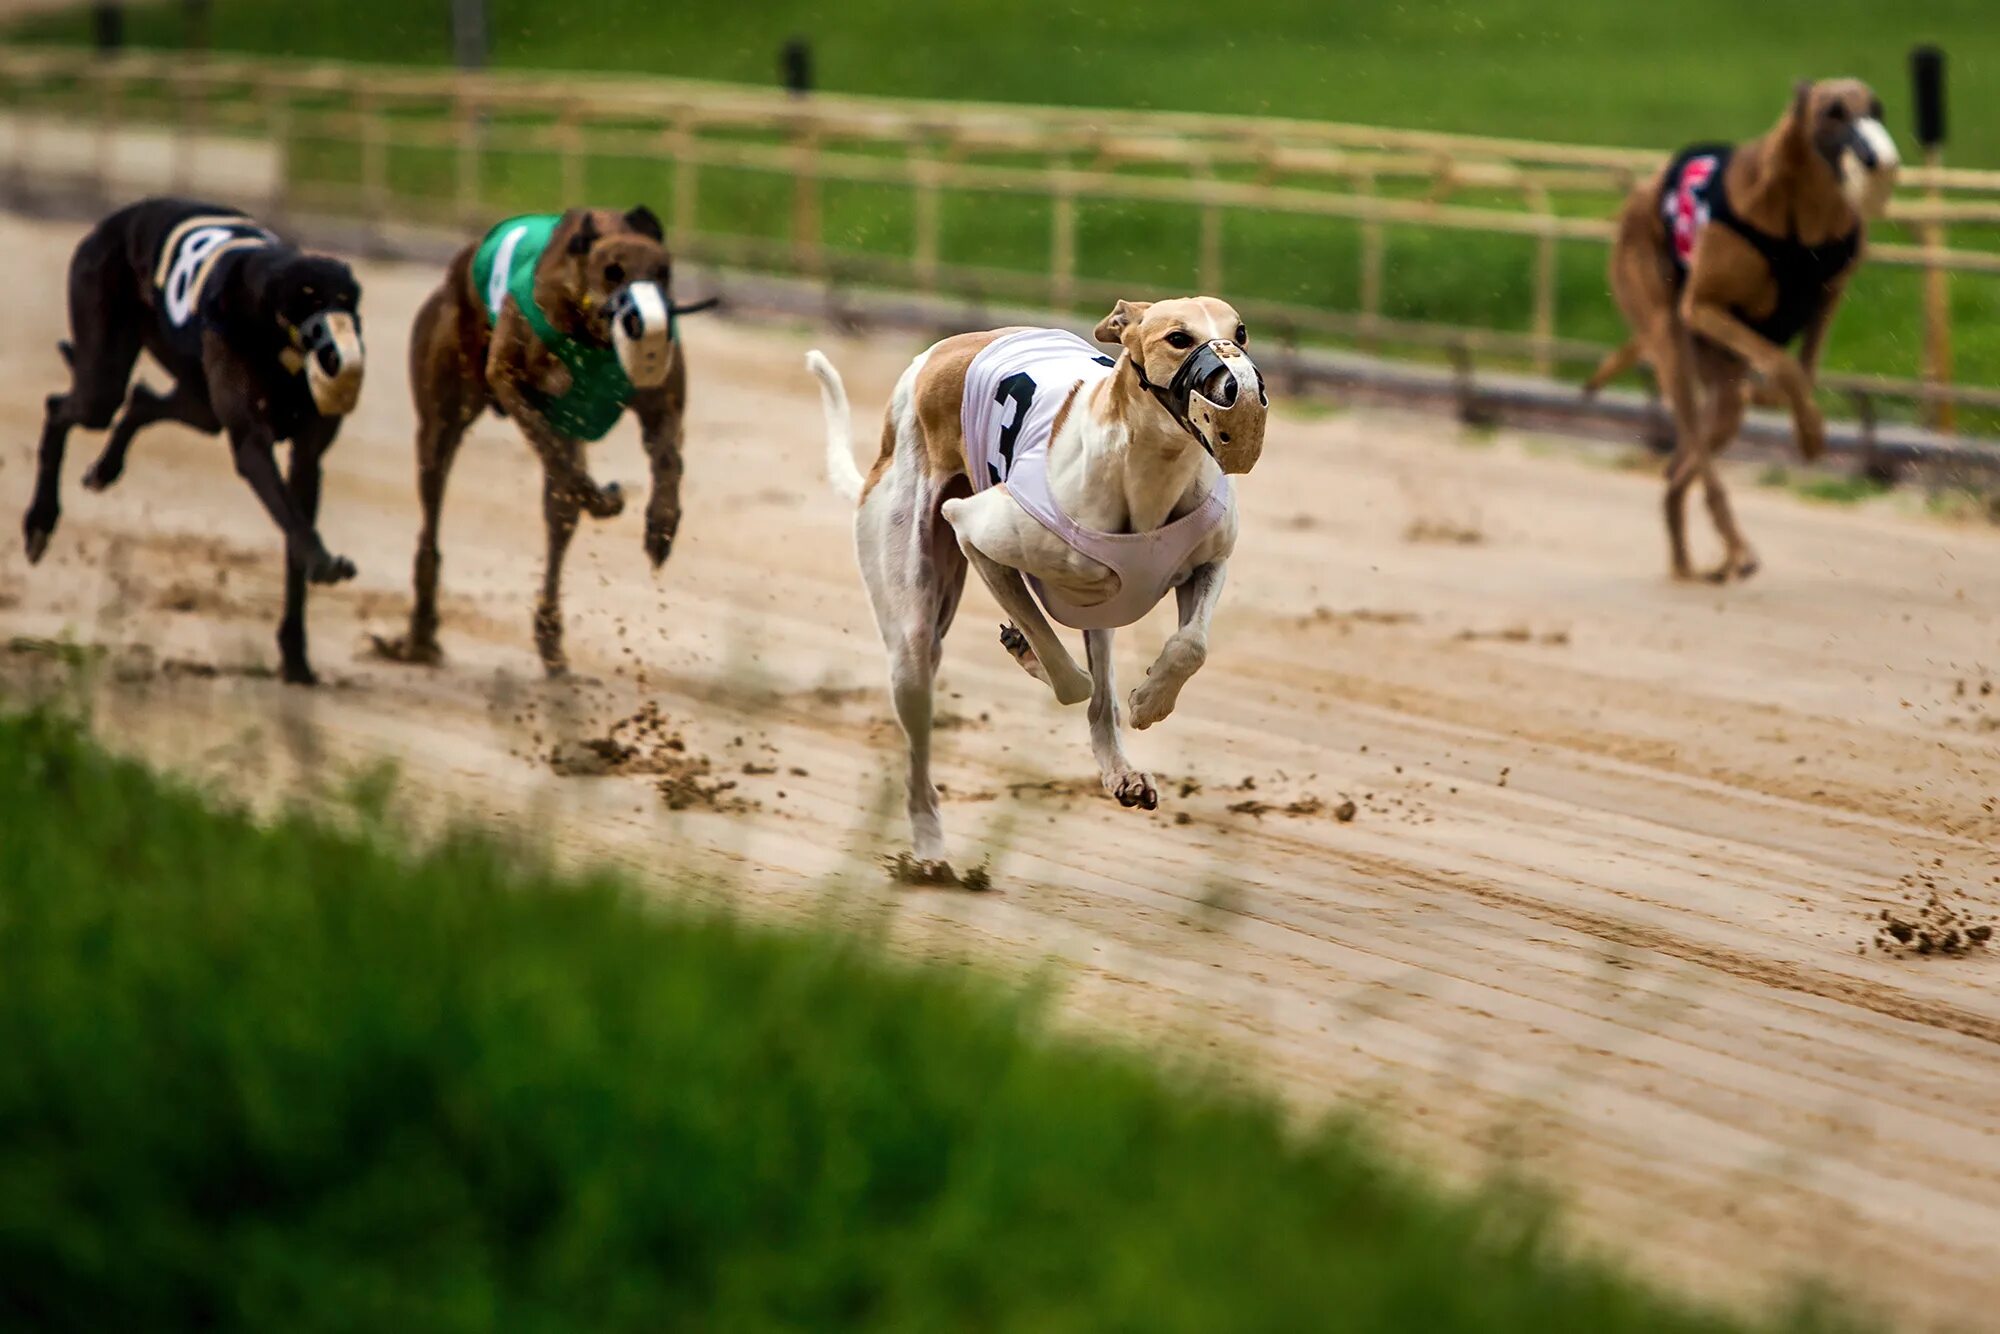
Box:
[809,297,1267,872]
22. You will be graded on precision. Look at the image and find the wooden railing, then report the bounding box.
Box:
[4,45,1999,422]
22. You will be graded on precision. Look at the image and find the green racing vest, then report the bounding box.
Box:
[471,214,633,442]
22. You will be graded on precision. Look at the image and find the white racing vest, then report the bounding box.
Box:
[962,328,1232,630]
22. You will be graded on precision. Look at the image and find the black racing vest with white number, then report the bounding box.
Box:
[149,211,279,361]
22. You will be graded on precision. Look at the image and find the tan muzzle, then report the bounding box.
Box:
[1186,341,1268,475]
[303,311,364,416]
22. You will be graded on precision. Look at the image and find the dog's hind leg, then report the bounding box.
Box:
[376,279,485,666]
[277,419,341,685]
[1644,324,1704,580]
[1695,366,1756,582]
[854,455,965,868]
[1084,629,1157,810]
[23,234,143,562]
[82,379,220,493]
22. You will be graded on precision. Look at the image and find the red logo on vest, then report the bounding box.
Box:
[1667,155,1721,265]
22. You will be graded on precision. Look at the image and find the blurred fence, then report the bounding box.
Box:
[5,45,2000,430]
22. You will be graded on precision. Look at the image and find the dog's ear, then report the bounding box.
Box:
[566,212,601,256]
[623,205,664,242]
[1093,299,1150,347]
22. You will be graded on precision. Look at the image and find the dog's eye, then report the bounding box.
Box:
[1827,103,1849,122]
[1869,99,1884,120]
[1234,325,1248,346]
[604,262,625,286]
[1165,330,1195,350]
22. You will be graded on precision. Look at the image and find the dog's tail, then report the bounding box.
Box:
[1581,339,1641,399]
[806,349,864,504]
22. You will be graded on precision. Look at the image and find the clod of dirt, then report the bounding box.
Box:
[655,762,753,814]
[884,854,972,888]
[546,701,686,777]
[1226,798,1272,818]
[1872,895,1997,958]
[1403,518,1485,546]
[1334,800,1359,823]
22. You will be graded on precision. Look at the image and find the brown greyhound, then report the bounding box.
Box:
[374,205,711,675]
[1585,80,1899,581]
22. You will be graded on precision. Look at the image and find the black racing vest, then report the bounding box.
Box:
[1656,142,1859,347]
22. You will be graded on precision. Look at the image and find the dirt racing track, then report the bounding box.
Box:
[3,211,1999,1328]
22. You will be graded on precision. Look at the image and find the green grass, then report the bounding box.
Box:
[11,3,2000,406]
[1757,465,1894,504]
[18,1,2000,159]
[0,704,1866,1332]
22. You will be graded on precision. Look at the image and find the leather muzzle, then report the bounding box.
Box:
[296,310,364,416]
[1146,339,1268,474]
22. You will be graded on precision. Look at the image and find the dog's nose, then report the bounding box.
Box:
[1200,363,1237,406]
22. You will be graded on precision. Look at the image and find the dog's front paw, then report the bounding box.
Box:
[307,551,358,584]
[1102,768,1158,810]
[1795,406,1827,463]
[999,623,1049,684]
[21,504,58,563]
[1129,678,1180,730]
[588,481,626,520]
[81,457,122,492]
[367,632,442,666]
[645,517,678,568]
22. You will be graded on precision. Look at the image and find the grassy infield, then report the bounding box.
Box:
[0,6,1926,1324]
[0,706,1861,1331]
[13,0,2000,394]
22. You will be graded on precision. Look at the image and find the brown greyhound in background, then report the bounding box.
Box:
[374,205,711,676]
[1586,79,1899,581]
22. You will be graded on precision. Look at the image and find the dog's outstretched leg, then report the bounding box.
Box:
[82,380,219,492]
[1084,629,1157,809]
[634,366,687,569]
[1130,559,1227,730]
[277,419,340,685]
[534,469,584,676]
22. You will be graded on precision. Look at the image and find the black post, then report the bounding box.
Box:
[780,37,813,98]
[452,0,489,71]
[184,0,210,54]
[92,3,123,55]
[1910,45,1952,431]
[1911,45,1946,149]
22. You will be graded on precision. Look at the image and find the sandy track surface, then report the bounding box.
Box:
[4,211,1999,1327]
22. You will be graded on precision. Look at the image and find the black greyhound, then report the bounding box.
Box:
[21,197,367,684]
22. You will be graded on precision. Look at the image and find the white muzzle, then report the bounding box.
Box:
[1841,117,1901,220]
[612,281,673,389]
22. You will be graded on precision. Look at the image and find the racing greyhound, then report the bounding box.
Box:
[20,196,365,684]
[374,205,714,676]
[808,297,1267,873]
[1586,79,1899,581]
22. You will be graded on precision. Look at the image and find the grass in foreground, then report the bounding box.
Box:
[0,707,1860,1332]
